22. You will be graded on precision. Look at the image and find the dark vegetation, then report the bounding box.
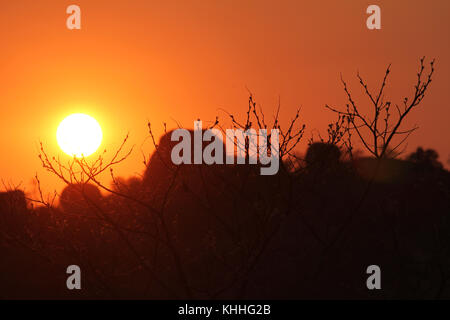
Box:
[1,58,449,299]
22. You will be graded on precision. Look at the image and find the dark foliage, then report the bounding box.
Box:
[1,142,449,299]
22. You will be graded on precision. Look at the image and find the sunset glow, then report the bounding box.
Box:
[0,0,449,303]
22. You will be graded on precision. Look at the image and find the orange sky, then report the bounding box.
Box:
[0,0,449,196]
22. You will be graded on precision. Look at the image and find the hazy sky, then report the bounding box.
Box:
[0,0,449,195]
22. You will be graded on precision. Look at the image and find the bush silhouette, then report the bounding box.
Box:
[59,183,103,215]
[305,142,341,170]
[408,147,444,169]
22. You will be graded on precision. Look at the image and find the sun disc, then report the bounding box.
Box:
[56,113,103,158]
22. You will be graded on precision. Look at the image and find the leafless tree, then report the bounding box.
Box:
[325,57,435,159]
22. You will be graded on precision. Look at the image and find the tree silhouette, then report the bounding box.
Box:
[60,183,103,214]
[408,147,443,169]
[326,57,435,159]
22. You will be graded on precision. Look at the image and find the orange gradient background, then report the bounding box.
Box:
[0,0,449,196]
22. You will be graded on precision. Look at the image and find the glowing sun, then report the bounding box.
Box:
[56,113,103,158]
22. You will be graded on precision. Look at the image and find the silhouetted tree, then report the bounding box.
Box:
[59,183,103,215]
[408,147,443,169]
[305,142,341,170]
[326,57,435,159]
